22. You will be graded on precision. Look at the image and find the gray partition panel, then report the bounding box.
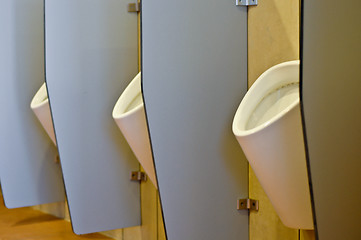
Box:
[45,0,140,234]
[301,0,361,239]
[142,1,249,239]
[0,0,65,208]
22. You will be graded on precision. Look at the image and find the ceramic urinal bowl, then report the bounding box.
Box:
[232,60,313,229]
[31,83,56,145]
[113,72,157,188]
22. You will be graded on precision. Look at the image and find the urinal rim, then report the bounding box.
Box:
[233,60,300,137]
[30,83,49,109]
[112,72,143,120]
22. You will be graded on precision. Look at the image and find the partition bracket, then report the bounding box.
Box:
[128,3,141,12]
[237,199,259,211]
[130,171,147,182]
[236,0,258,6]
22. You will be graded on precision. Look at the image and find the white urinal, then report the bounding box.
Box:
[31,83,56,145]
[113,72,157,188]
[232,60,313,229]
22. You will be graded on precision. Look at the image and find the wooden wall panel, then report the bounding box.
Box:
[157,197,166,240]
[138,178,158,240]
[248,0,300,86]
[300,230,316,240]
[248,0,307,239]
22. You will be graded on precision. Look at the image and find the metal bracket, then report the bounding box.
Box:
[236,0,258,6]
[128,3,141,12]
[130,171,147,182]
[237,199,259,211]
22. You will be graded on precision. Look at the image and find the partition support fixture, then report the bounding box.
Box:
[237,199,259,211]
[128,3,140,12]
[130,171,147,182]
[236,0,258,6]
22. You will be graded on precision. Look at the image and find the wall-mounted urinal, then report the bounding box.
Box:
[113,72,157,188]
[31,83,56,145]
[232,60,313,229]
